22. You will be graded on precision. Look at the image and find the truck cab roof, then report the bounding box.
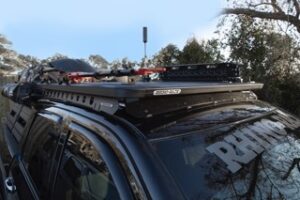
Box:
[2,61,300,200]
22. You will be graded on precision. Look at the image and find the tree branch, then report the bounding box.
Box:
[271,0,285,13]
[249,2,284,13]
[292,0,300,18]
[223,8,300,33]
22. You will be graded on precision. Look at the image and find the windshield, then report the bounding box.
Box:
[149,103,300,200]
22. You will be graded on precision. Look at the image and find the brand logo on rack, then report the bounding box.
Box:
[153,89,181,96]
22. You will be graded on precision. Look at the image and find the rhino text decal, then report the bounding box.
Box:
[206,113,300,173]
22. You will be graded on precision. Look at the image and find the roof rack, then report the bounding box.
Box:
[2,61,263,119]
[2,81,263,118]
[41,81,262,98]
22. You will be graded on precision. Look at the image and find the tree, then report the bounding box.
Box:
[180,38,206,64]
[121,57,132,69]
[110,59,121,70]
[43,53,68,62]
[202,39,224,63]
[39,53,69,67]
[152,44,181,66]
[88,54,109,69]
[180,38,224,64]
[0,34,40,73]
[18,54,39,68]
[0,34,12,54]
[221,13,300,114]
[223,0,300,34]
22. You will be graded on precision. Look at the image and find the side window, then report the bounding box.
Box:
[10,162,35,200]
[13,105,35,142]
[53,131,120,200]
[22,115,61,198]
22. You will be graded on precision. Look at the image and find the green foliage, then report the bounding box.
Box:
[152,44,181,66]
[18,55,40,67]
[0,34,12,50]
[41,53,68,64]
[153,39,224,66]
[223,0,300,35]
[89,55,109,69]
[225,16,299,82]
[277,76,300,114]
[256,75,300,115]
[203,39,224,63]
[0,34,40,73]
[180,38,224,64]
[221,12,300,115]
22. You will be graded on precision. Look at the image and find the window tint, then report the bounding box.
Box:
[54,131,120,200]
[11,164,35,200]
[148,103,273,138]
[150,105,300,200]
[23,116,60,199]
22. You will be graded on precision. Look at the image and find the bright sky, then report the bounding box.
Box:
[0,0,224,62]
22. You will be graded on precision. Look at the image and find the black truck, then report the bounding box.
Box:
[1,59,300,200]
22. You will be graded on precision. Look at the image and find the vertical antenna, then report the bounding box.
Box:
[143,27,148,67]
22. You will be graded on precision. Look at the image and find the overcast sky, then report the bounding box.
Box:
[0,0,224,61]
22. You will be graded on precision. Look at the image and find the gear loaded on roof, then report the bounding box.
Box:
[2,59,263,120]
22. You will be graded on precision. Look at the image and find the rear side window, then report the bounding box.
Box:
[53,131,120,200]
[22,116,60,198]
[148,103,273,138]
[150,103,300,200]
[11,163,35,200]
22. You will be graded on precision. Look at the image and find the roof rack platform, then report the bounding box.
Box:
[39,81,263,118]
[41,81,263,99]
[2,81,263,119]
